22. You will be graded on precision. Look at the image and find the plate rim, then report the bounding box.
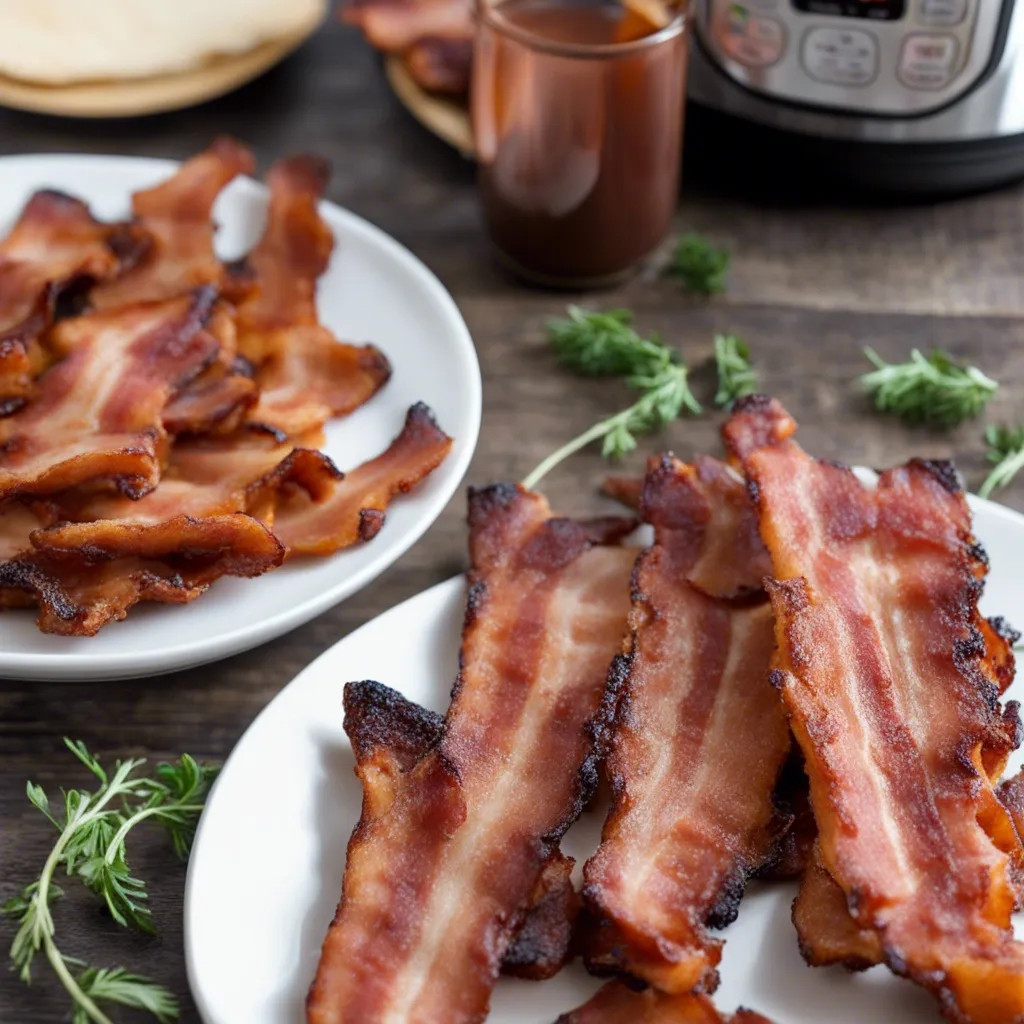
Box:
[182,491,1024,1023]
[0,153,481,681]
[183,572,466,1024]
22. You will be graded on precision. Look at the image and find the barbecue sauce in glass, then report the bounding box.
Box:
[472,0,687,285]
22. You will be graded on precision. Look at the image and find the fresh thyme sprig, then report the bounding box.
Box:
[548,307,667,378]
[713,334,757,407]
[2,739,217,1024]
[524,308,700,489]
[860,347,998,427]
[980,425,1024,499]
[669,233,730,296]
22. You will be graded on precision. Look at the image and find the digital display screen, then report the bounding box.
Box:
[792,0,905,18]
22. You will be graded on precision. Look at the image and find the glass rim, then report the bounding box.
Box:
[475,0,687,59]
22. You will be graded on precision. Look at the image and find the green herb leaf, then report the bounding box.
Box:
[3,740,216,1023]
[547,306,670,380]
[860,348,998,427]
[713,334,757,407]
[980,425,1024,499]
[74,967,178,1024]
[669,234,730,296]
[530,307,702,488]
[522,362,699,489]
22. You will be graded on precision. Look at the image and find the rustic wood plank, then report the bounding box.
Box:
[1,11,1023,1024]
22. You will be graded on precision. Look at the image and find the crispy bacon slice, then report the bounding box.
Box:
[601,475,644,511]
[232,155,391,436]
[89,137,254,311]
[50,404,448,563]
[582,454,789,995]
[0,512,282,636]
[162,304,258,436]
[0,290,219,501]
[161,365,258,436]
[793,606,1023,965]
[554,983,773,1024]
[342,679,578,981]
[404,36,474,95]
[306,486,637,1023]
[343,0,474,95]
[272,402,452,557]
[0,189,146,413]
[502,850,579,980]
[754,754,816,883]
[725,395,1024,1024]
[792,843,883,971]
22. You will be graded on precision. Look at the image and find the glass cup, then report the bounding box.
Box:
[472,0,688,287]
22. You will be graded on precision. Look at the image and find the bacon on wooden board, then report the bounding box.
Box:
[306,485,637,1024]
[582,454,789,995]
[88,136,254,311]
[232,155,391,436]
[725,395,1024,1024]
[342,0,474,95]
[0,290,219,501]
[0,189,146,414]
[553,982,774,1024]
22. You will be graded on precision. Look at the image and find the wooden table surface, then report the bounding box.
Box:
[3,10,1024,1024]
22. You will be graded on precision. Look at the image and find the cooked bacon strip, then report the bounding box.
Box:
[554,983,773,1024]
[0,513,282,636]
[343,0,473,70]
[793,606,1023,965]
[273,402,452,557]
[162,303,258,436]
[792,843,883,970]
[582,454,789,995]
[404,36,474,95]
[89,137,254,311]
[233,156,390,435]
[0,189,146,413]
[51,404,447,560]
[161,365,258,436]
[53,429,317,526]
[502,850,579,980]
[0,290,219,501]
[601,475,643,511]
[307,486,637,1023]
[342,679,578,981]
[726,395,1024,1024]
[754,755,816,882]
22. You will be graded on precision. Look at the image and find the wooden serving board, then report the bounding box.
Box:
[0,10,325,118]
[385,56,475,157]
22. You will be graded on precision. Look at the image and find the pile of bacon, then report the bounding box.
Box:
[0,138,452,637]
[307,395,1024,1024]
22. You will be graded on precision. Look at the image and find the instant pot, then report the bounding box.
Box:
[687,0,1024,195]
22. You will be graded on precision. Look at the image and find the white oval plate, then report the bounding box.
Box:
[185,492,1024,1024]
[0,154,481,681]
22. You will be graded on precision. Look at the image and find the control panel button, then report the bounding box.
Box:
[898,33,960,89]
[716,7,786,68]
[918,0,968,27]
[800,27,879,87]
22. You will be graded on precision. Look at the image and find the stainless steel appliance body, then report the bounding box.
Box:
[687,0,1024,192]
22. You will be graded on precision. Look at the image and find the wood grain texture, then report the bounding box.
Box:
[1,7,1024,1022]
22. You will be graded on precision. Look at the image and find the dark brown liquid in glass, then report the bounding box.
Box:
[473,0,687,285]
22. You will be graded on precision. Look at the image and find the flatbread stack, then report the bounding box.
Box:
[0,0,327,116]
